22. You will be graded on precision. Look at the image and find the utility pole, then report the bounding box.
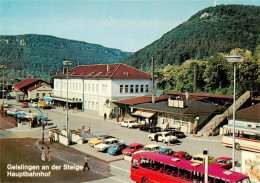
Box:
[151,57,155,104]
[193,64,197,93]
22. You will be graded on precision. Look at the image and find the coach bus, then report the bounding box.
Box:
[131,152,250,183]
[222,124,260,153]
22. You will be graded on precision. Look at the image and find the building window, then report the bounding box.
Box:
[135,85,139,93]
[76,83,78,91]
[92,84,94,92]
[84,84,87,91]
[140,85,144,92]
[36,93,39,98]
[120,85,124,93]
[96,84,98,92]
[145,85,149,92]
[125,85,129,93]
[73,83,75,90]
[130,85,134,93]
[79,84,81,91]
[88,84,90,91]
[42,93,45,97]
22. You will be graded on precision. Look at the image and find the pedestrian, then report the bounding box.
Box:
[167,137,171,146]
[47,146,51,162]
[210,127,214,136]
[87,127,91,133]
[49,133,53,144]
[41,147,46,162]
[177,122,181,131]
[83,156,90,171]
[104,113,107,120]
[121,114,124,122]
[193,120,198,137]
[116,114,119,122]
[166,121,170,130]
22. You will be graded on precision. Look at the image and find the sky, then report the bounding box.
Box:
[1,0,259,52]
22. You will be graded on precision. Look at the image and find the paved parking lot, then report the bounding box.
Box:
[1,99,242,182]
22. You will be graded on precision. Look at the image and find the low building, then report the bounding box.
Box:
[13,78,52,101]
[131,98,218,133]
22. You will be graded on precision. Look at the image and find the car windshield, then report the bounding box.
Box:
[97,137,104,140]
[103,141,110,144]
[127,146,134,149]
[112,145,118,148]
[216,159,226,164]
[142,147,151,151]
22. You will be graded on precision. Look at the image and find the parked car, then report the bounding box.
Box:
[94,138,123,152]
[191,154,217,165]
[172,151,192,160]
[107,143,127,156]
[7,108,20,116]
[21,102,28,108]
[139,124,161,133]
[88,135,116,147]
[169,131,186,138]
[210,157,236,169]
[15,111,28,119]
[148,132,177,143]
[122,143,145,156]
[31,102,38,108]
[37,115,48,121]
[134,144,161,154]
[156,147,175,156]
[119,119,140,128]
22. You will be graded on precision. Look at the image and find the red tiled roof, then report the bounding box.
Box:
[229,103,260,122]
[28,84,43,91]
[166,92,233,99]
[114,96,168,105]
[13,78,40,90]
[55,63,151,79]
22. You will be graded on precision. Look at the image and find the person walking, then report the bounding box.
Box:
[116,114,119,122]
[83,156,90,171]
[104,113,107,120]
[46,146,51,162]
[49,133,53,144]
[167,137,171,146]
[41,147,46,162]
[121,114,124,122]
[193,119,198,137]
[209,127,214,136]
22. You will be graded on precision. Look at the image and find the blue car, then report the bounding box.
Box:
[107,143,127,156]
[156,147,175,156]
[15,111,27,119]
[37,115,48,121]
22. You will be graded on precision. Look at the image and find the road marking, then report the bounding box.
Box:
[110,165,130,173]
[186,137,221,143]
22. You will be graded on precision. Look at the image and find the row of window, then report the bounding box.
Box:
[120,85,149,94]
[132,158,230,183]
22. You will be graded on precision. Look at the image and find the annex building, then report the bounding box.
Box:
[52,63,152,116]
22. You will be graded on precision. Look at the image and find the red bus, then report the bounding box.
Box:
[131,152,250,183]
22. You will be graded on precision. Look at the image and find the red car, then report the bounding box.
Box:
[210,157,236,169]
[122,143,144,156]
[21,102,28,108]
[172,151,192,160]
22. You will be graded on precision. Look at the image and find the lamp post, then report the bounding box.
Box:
[62,61,73,135]
[0,65,7,116]
[203,149,208,183]
[226,55,244,170]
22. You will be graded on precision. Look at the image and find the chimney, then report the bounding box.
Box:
[78,61,80,66]
[185,92,190,100]
[63,67,67,75]
[107,65,110,72]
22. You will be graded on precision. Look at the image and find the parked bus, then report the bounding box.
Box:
[131,152,250,183]
[222,124,260,153]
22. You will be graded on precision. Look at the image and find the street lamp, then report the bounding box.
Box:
[226,55,244,171]
[62,61,73,135]
[0,65,7,116]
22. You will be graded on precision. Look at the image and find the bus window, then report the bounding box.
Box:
[132,159,139,169]
[236,178,251,183]
[179,168,191,180]
[151,160,164,173]
[215,177,225,183]
[165,164,178,177]
[191,171,204,183]
[208,176,215,183]
[140,158,151,169]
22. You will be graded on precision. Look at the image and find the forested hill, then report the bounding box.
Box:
[0,34,132,81]
[122,5,260,70]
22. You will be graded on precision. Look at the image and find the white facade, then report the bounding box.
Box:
[53,78,151,116]
[28,85,53,100]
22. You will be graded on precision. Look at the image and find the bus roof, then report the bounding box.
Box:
[133,152,248,181]
[224,124,260,134]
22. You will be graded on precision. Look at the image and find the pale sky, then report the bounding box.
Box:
[1,0,259,52]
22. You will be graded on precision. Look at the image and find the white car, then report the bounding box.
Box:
[94,138,124,152]
[120,119,140,128]
[148,132,177,143]
[31,102,38,108]
[134,144,161,154]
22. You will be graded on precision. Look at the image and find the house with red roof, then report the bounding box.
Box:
[53,63,152,116]
[13,78,52,101]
